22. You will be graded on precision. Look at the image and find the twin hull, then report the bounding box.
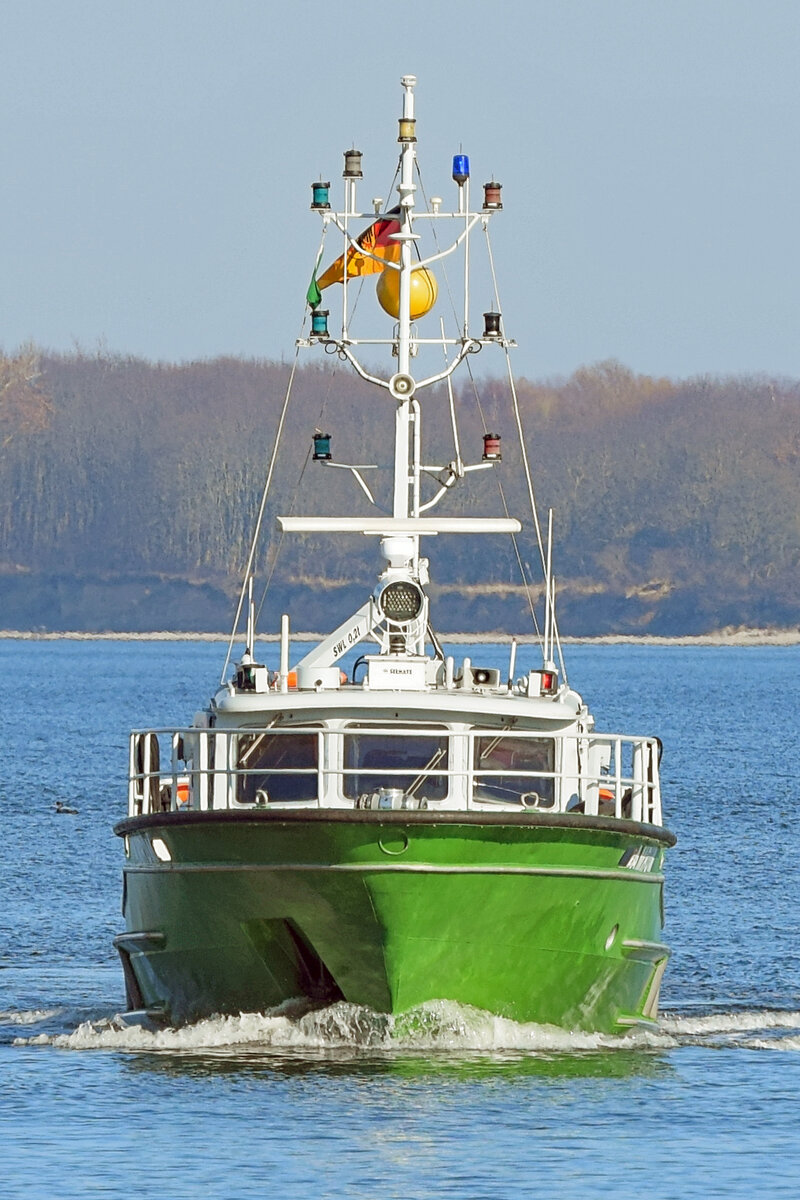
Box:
[115,809,672,1033]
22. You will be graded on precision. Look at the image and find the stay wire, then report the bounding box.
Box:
[463,353,543,644]
[483,223,547,576]
[416,163,462,332]
[418,164,542,645]
[484,222,566,679]
[255,383,333,625]
[220,336,304,684]
[224,216,336,677]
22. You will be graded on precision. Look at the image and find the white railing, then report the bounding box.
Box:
[128,725,662,825]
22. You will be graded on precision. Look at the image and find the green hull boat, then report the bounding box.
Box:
[116,810,673,1032]
[114,76,675,1033]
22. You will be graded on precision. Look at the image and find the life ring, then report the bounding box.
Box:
[270,669,298,690]
[598,787,616,814]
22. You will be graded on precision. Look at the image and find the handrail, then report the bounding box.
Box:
[128,725,662,825]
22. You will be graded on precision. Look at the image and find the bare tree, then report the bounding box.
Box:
[0,344,53,445]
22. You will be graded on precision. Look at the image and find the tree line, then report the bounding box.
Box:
[0,348,798,634]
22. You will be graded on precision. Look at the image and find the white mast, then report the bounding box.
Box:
[284,74,524,672]
[391,75,418,537]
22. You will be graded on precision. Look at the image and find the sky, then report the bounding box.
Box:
[1,0,799,382]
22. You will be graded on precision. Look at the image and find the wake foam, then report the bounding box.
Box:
[14,1000,635,1054]
[13,1001,800,1055]
[660,1009,800,1037]
[0,1008,60,1026]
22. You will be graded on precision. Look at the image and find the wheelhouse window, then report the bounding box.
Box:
[343,725,449,803]
[473,735,555,806]
[236,730,318,804]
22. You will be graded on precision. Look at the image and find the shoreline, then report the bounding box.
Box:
[1,628,799,646]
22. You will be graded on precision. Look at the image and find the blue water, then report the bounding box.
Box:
[3,638,800,1198]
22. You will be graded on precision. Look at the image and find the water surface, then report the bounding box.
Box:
[2,640,799,1198]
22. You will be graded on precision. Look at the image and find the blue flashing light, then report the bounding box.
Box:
[452,154,470,184]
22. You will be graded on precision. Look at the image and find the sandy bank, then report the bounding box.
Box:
[1,627,800,646]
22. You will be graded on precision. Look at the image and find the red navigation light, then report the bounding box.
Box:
[530,668,558,697]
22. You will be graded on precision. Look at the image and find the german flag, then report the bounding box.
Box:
[308,208,401,306]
